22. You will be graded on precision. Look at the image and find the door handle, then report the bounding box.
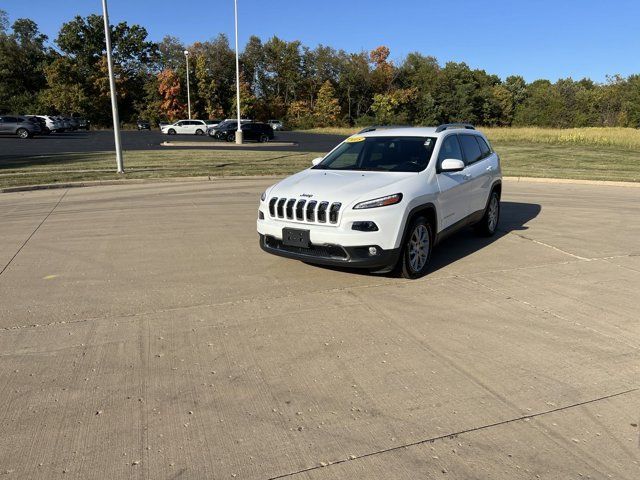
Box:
[486,166,493,172]
[463,173,472,179]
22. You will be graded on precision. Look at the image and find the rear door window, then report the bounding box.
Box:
[458,134,483,165]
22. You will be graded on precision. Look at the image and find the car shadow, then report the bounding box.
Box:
[307,201,542,278]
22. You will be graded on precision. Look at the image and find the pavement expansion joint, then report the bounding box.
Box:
[267,388,639,480]
[510,232,592,261]
[0,188,68,278]
[460,275,640,351]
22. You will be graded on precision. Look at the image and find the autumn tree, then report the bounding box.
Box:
[157,69,185,119]
[313,81,341,126]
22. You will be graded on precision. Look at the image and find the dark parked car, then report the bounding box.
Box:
[215,122,274,142]
[67,117,80,131]
[77,118,90,130]
[137,119,151,130]
[0,116,42,138]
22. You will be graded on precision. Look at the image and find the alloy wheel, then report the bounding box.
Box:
[408,224,430,272]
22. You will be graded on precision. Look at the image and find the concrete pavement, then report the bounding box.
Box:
[0,179,638,479]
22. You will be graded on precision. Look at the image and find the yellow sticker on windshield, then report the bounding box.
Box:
[345,136,365,143]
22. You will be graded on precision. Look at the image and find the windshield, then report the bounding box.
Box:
[314,136,437,172]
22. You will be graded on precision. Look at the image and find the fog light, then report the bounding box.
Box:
[368,246,378,256]
[352,221,379,232]
[258,211,264,220]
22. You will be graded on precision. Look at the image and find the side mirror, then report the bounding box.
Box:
[440,158,465,173]
[311,157,323,166]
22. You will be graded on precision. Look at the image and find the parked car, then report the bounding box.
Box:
[67,117,80,131]
[267,119,284,131]
[257,123,502,279]
[214,122,274,142]
[29,115,63,133]
[137,119,151,130]
[0,115,42,138]
[55,116,72,131]
[161,119,208,135]
[76,118,90,130]
[25,116,50,135]
[207,119,250,137]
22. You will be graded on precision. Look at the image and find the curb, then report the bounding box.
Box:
[0,175,284,194]
[2,175,638,194]
[503,176,640,188]
[161,141,298,148]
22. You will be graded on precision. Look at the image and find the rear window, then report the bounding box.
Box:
[459,135,483,165]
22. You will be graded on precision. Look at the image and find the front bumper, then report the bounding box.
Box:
[259,234,400,269]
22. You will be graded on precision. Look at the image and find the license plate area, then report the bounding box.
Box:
[282,228,310,248]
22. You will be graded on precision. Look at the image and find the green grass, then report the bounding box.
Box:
[2,127,640,189]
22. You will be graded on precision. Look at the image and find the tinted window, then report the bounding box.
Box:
[459,135,483,164]
[6,117,18,123]
[438,135,463,163]
[476,136,491,157]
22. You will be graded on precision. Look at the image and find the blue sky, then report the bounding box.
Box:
[4,0,639,82]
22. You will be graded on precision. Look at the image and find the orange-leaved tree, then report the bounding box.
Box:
[157,68,186,120]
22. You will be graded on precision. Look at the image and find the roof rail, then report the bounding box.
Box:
[435,123,475,133]
[357,124,412,134]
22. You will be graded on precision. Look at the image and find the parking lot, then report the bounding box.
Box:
[1,179,639,479]
[0,130,344,160]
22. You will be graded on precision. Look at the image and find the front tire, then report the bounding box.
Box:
[475,190,500,236]
[17,128,31,139]
[400,216,433,279]
[168,128,176,135]
[195,129,204,135]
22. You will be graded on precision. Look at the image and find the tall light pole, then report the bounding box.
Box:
[184,50,191,119]
[101,0,124,173]
[233,0,243,144]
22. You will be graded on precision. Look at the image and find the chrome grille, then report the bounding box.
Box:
[268,197,342,225]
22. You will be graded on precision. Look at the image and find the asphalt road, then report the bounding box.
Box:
[0,130,345,159]
[1,179,639,479]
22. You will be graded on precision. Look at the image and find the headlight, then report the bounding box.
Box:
[353,193,403,210]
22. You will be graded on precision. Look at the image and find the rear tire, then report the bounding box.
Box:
[259,134,268,143]
[475,190,500,236]
[226,133,235,142]
[399,216,433,279]
[17,128,30,139]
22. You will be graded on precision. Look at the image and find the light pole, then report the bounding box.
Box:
[101,0,124,173]
[233,0,243,144]
[184,50,191,119]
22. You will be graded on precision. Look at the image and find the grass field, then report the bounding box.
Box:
[1,128,639,189]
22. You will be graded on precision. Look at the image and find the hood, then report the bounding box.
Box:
[269,168,415,205]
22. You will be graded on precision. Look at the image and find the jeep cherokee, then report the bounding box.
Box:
[257,123,502,279]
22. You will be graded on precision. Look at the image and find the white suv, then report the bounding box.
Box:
[256,124,501,278]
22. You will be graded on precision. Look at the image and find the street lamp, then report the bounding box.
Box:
[184,50,191,119]
[233,0,243,144]
[101,0,124,173]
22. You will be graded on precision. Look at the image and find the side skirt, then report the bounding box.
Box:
[434,209,484,245]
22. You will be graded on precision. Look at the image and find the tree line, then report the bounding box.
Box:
[1,10,639,129]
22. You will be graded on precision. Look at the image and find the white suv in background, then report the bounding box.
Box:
[257,124,502,278]
[161,119,208,135]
